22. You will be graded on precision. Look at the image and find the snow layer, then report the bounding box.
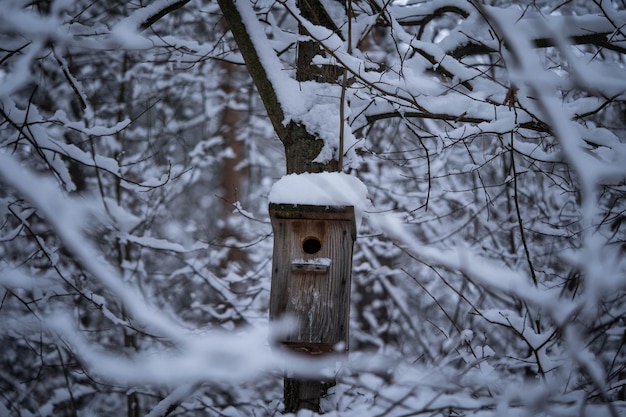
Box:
[268,172,370,222]
[269,172,367,205]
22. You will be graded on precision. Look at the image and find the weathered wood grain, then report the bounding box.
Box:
[269,204,356,352]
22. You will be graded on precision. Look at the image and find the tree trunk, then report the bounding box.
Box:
[284,378,323,412]
[217,0,341,175]
[284,121,338,174]
[218,58,251,267]
[216,0,345,412]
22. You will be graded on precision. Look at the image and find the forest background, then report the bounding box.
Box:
[1,0,626,416]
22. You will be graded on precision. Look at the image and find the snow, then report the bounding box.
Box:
[0,268,56,292]
[288,82,362,165]
[292,258,331,266]
[268,172,370,223]
[110,0,187,49]
[121,233,208,253]
[236,0,364,165]
[54,110,131,136]
[0,40,43,98]
[234,0,300,114]
[47,312,282,384]
[0,152,183,341]
[2,0,626,415]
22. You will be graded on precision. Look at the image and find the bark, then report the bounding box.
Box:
[296,0,343,83]
[216,0,345,412]
[284,378,322,412]
[218,58,250,266]
[284,122,339,174]
[217,0,286,140]
[217,0,339,174]
[138,0,192,30]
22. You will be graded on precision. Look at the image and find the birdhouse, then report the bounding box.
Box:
[269,203,356,354]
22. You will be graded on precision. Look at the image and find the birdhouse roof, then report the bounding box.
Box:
[268,172,369,223]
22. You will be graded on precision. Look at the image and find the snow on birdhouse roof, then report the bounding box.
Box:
[268,172,370,222]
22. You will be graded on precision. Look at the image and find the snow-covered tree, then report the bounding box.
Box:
[1,0,625,416]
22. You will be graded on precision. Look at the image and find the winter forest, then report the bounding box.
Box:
[1,0,626,416]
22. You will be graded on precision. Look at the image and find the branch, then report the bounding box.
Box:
[144,383,202,417]
[451,32,626,59]
[216,0,287,142]
[217,0,339,173]
[510,132,538,287]
[139,0,191,30]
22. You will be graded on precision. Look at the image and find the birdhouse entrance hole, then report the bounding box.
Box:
[302,236,321,254]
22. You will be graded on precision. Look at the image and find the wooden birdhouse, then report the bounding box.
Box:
[269,203,356,354]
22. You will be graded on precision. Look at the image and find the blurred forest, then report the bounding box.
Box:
[1,0,625,416]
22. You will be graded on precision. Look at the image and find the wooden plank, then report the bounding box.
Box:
[269,203,356,414]
[280,341,335,354]
[291,260,330,273]
[269,203,356,225]
[269,209,354,350]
